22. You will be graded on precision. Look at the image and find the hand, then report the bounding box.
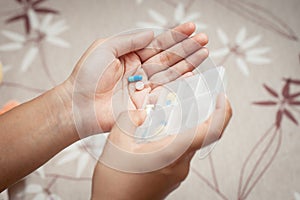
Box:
[91,95,232,200]
[61,22,208,137]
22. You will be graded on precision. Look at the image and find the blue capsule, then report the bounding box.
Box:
[128,75,143,82]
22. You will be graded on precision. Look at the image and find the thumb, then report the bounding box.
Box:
[111,110,147,139]
[104,30,154,57]
[190,94,232,151]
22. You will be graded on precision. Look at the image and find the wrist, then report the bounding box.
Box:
[42,80,79,145]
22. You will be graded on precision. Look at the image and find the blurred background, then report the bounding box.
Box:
[0,0,299,199]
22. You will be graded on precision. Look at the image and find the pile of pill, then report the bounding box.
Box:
[128,75,145,91]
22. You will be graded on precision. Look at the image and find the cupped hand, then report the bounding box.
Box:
[91,95,232,200]
[64,22,208,137]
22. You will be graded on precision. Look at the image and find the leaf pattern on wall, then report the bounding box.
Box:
[1,0,300,200]
[214,0,298,41]
[192,79,300,200]
[211,27,271,76]
[137,2,206,31]
[6,0,59,34]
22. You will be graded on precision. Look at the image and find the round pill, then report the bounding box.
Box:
[145,104,155,114]
[135,81,144,91]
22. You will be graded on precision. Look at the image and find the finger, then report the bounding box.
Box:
[97,59,123,93]
[143,33,208,78]
[121,52,142,73]
[172,149,196,165]
[180,71,194,79]
[189,95,232,151]
[136,22,196,62]
[100,113,178,172]
[104,31,154,57]
[145,86,163,105]
[149,47,209,88]
[111,110,147,141]
[130,87,151,109]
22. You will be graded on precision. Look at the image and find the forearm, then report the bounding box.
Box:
[0,82,78,191]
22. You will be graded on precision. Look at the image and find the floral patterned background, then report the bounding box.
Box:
[1,0,300,199]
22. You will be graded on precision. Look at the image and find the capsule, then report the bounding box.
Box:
[128,75,143,82]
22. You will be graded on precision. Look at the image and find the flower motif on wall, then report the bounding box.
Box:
[211,27,271,76]
[0,10,69,71]
[0,62,12,82]
[5,0,59,34]
[253,79,300,128]
[35,166,45,179]
[21,184,61,200]
[137,3,206,30]
[56,135,107,177]
[56,143,93,177]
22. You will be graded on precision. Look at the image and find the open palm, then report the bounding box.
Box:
[69,23,208,136]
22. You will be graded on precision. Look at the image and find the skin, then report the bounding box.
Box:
[0,22,213,193]
[91,95,232,200]
[70,24,209,136]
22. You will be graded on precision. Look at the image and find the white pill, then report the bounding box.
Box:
[135,81,144,91]
[145,104,154,115]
